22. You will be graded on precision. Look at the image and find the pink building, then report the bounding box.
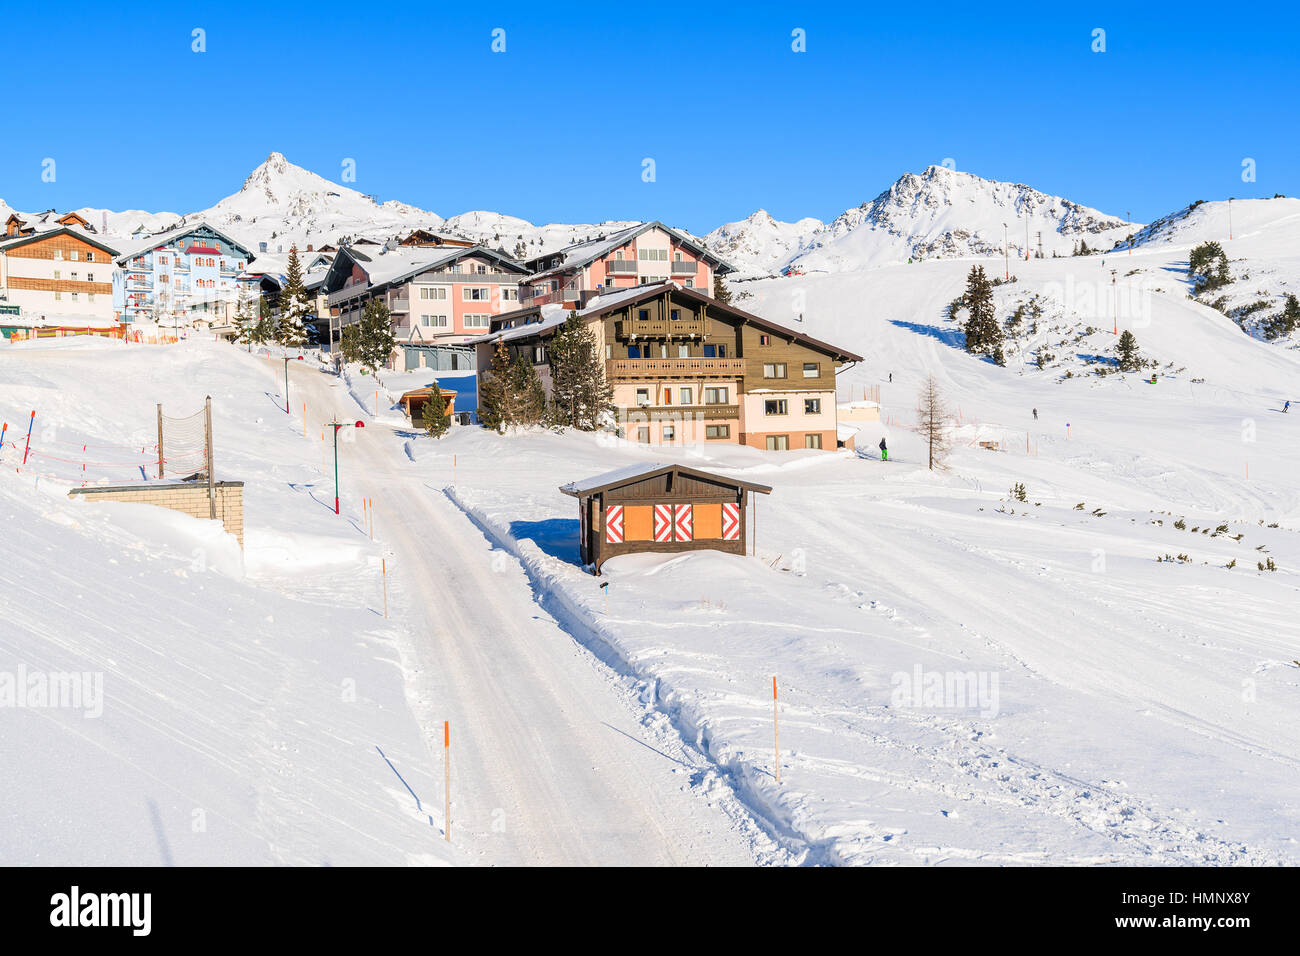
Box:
[321,243,530,371]
[519,221,733,309]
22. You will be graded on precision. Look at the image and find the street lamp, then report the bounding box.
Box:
[328,420,366,515]
[283,354,303,413]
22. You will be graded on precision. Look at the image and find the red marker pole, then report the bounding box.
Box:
[22,411,35,465]
[443,720,451,842]
[773,676,781,784]
[0,423,8,461]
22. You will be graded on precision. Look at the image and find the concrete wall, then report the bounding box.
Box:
[68,480,244,548]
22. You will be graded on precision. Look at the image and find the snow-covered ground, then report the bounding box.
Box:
[3,188,1298,866]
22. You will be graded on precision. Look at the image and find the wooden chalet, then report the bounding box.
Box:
[559,463,771,572]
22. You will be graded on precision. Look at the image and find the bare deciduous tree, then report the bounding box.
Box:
[916,375,953,470]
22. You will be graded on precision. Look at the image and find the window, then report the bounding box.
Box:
[805,434,823,449]
[763,362,787,379]
[71,272,78,282]
[673,251,683,261]
[463,287,490,301]
[605,345,612,359]
[627,345,642,358]
[670,309,680,321]
[765,399,789,416]
[759,334,770,346]
[502,288,518,301]
[87,293,95,302]
[677,344,690,358]
[533,345,545,363]
[54,291,62,300]
[766,435,790,451]
[420,315,448,328]
[639,275,667,284]
[803,362,820,378]
[705,424,730,439]
[614,251,624,260]
[87,252,95,262]
[683,279,694,288]
[636,388,651,407]
[703,387,729,404]
[71,292,79,301]
[637,427,650,444]
[87,272,94,282]
[463,314,490,329]
[637,309,650,321]
[804,398,821,415]
[679,387,692,404]
[638,248,668,261]
[474,264,487,274]
[703,344,727,358]
[662,424,675,442]
[70,250,79,261]
[420,287,447,300]
[53,270,61,280]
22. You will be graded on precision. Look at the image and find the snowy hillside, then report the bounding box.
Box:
[783,166,1137,275]
[703,209,824,277]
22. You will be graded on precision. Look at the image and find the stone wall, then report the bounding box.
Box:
[68,480,244,547]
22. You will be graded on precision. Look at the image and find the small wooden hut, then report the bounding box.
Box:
[559,463,772,573]
[399,385,457,421]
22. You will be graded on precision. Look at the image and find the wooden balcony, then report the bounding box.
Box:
[607,357,745,379]
[616,315,707,338]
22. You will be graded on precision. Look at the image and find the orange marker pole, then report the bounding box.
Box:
[443,721,451,842]
[773,676,781,784]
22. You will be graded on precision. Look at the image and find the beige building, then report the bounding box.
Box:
[0,212,119,325]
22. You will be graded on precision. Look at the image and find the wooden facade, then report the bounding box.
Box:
[559,463,772,573]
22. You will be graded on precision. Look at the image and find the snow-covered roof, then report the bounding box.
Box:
[526,221,734,278]
[469,279,865,363]
[0,224,119,256]
[559,462,773,497]
[114,220,255,264]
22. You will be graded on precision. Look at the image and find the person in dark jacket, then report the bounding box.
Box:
[879,436,888,461]
[1032,407,1038,420]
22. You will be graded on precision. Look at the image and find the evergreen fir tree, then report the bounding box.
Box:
[509,354,547,426]
[420,382,449,437]
[349,300,396,371]
[1116,329,1140,370]
[961,265,1003,358]
[274,245,311,347]
[713,274,732,305]
[477,340,512,431]
[548,311,613,430]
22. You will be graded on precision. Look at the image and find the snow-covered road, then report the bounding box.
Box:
[289,362,772,866]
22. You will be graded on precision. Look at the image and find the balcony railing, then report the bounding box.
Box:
[606,260,638,274]
[670,261,698,275]
[388,297,410,312]
[616,316,707,338]
[607,357,745,378]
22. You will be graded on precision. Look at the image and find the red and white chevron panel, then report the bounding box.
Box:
[721,502,741,540]
[653,504,674,542]
[674,504,693,541]
[605,504,624,543]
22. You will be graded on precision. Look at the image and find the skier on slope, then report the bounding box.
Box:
[1286,401,1291,414]
[1033,407,1038,421]
[879,436,888,461]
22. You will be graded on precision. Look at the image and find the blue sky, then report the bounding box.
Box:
[1,1,1295,233]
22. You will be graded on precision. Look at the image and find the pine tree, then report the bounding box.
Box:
[478,340,512,431]
[274,245,311,347]
[713,274,732,304]
[234,285,256,345]
[1262,293,1299,339]
[509,354,547,426]
[349,300,396,371]
[549,311,612,430]
[962,265,1002,358]
[1115,329,1140,370]
[420,382,449,437]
